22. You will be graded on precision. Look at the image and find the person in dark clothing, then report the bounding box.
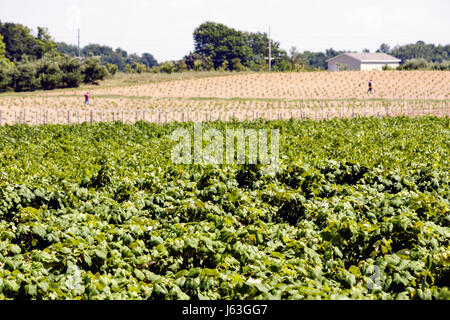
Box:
[367,80,373,94]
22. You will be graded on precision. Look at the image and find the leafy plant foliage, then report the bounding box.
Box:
[0,117,448,300]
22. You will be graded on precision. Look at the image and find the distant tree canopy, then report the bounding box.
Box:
[0,21,108,92]
[0,52,107,92]
[0,22,57,62]
[184,22,352,71]
[57,42,158,72]
[291,48,345,70]
[0,34,10,64]
[189,24,449,71]
[282,41,449,70]
[189,22,289,71]
[377,41,449,63]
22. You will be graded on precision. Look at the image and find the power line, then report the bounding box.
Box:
[78,29,80,58]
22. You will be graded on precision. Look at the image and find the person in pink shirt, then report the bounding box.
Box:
[84,91,90,105]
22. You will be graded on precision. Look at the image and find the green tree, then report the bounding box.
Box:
[377,43,391,54]
[0,22,37,61]
[58,41,158,72]
[0,59,13,91]
[390,41,448,63]
[193,59,204,71]
[160,61,175,74]
[231,58,246,71]
[140,53,158,68]
[402,58,429,70]
[115,47,128,58]
[247,32,288,70]
[183,52,202,70]
[271,47,344,70]
[0,23,56,60]
[132,62,148,73]
[204,56,215,71]
[107,63,118,75]
[193,22,253,69]
[382,65,395,71]
[437,60,450,70]
[125,64,134,73]
[175,60,188,73]
[58,55,82,88]
[289,46,302,66]
[253,59,268,72]
[57,42,79,56]
[0,34,9,62]
[82,57,108,83]
[0,34,6,57]
[276,58,293,72]
[0,34,14,73]
[217,60,229,71]
[35,27,57,58]
[150,66,160,73]
[11,60,39,91]
[36,55,63,90]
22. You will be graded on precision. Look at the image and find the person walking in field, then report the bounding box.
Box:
[84,91,90,105]
[367,80,373,94]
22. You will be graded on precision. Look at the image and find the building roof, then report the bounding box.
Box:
[327,52,401,63]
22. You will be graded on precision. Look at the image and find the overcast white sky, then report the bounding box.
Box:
[0,0,449,62]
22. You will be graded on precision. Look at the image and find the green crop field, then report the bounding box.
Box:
[0,116,448,300]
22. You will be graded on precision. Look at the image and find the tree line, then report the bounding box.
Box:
[1,20,449,92]
[172,22,449,72]
[377,41,449,70]
[57,42,158,74]
[0,22,108,92]
[56,22,450,74]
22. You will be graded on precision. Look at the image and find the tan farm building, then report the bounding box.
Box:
[327,53,401,71]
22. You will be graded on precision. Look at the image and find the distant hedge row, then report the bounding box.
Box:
[0,54,108,92]
[383,58,450,71]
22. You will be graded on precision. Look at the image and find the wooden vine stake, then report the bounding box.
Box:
[321,101,324,119]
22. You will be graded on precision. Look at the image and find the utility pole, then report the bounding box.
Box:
[78,29,81,58]
[268,27,272,72]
